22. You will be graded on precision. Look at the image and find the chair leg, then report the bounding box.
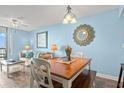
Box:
[88,59,91,71]
[91,80,96,88]
[117,66,123,88]
[122,76,124,88]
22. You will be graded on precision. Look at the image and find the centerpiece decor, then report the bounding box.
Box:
[65,45,72,61]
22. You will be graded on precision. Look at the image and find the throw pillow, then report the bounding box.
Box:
[25,51,34,58]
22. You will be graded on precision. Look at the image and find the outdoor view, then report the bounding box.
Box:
[0,32,5,48]
[0,32,6,60]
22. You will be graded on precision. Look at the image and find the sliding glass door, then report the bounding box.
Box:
[0,27,7,60]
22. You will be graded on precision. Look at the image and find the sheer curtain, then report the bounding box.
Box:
[6,27,13,59]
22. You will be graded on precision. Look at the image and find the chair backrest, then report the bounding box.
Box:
[30,58,53,88]
[34,51,40,58]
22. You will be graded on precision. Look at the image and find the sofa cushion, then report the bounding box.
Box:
[25,51,34,58]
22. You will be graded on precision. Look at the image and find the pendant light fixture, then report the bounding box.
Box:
[63,5,77,24]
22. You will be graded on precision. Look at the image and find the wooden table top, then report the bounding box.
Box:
[50,57,90,80]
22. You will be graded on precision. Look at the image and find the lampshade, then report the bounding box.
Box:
[24,44,31,50]
[51,44,58,52]
[63,5,77,24]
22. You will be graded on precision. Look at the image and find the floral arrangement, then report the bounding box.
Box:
[65,45,72,51]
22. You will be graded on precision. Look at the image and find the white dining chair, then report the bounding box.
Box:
[30,58,53,88]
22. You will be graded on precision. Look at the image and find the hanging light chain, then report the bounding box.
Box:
[67,5,71,13]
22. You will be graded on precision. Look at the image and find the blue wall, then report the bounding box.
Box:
[8,28,30,60]
[30,8,124,77]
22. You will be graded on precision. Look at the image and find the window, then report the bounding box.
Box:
[0,32,6,48]
[0,27,7,60]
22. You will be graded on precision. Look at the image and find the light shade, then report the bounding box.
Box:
[24,44,31,50]
[63,5,77,24]
[51,44,58,52]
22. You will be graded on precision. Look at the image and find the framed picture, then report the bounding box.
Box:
[37,31,48,48]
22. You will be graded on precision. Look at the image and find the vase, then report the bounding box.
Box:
[65,49,72,61]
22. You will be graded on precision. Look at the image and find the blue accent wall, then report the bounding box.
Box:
[30,8,124,77]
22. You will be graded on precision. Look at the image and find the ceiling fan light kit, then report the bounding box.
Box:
[10,18,23,27]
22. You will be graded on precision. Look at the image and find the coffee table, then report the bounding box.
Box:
[0,60,25,77]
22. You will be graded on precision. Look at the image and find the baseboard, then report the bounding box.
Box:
[96,73,120,82]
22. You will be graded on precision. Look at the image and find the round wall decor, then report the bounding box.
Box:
[73,24,95,46]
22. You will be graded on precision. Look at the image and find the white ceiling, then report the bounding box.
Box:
[0,5,119,31]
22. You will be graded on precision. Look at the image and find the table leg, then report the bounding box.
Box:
[89,62,91,71]
[30,76,34,88]
[117,66,123,88]
[87,59,91,71]
[63,79,72,88]
[7,65,9,78]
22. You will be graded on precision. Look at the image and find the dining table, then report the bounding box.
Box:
[49,57,91,88]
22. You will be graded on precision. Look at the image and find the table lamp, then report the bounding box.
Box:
[24,44,31,50]
[51,44,58,57]
[51,44,58,52]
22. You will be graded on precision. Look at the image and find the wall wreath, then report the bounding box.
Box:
[73,24,95,46]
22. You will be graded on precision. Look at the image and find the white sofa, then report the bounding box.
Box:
[19,50,34,66]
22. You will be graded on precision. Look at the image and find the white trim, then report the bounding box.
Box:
[97,73,123,82]
[119,6,124,17]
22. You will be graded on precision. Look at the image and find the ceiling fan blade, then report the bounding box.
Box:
[0,17,9,21]
[21,23,29,27]
[0,16,29,28]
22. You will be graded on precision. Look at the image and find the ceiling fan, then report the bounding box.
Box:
[0,16,29,27]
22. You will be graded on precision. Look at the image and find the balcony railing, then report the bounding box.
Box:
[0,48,6,60]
